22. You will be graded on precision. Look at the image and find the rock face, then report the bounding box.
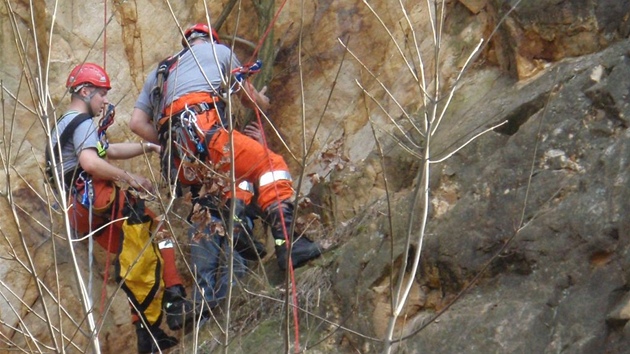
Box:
[0,0,629,353]
[332,39,630,353]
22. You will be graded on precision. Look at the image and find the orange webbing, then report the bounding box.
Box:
[159,92,221,126]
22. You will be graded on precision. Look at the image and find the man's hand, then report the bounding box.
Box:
[243,121,264,144]
[153,143,162,154]
[245,81,270,112]
[145,141,162,154]
[126,172,155,195]
[256,85,270,111]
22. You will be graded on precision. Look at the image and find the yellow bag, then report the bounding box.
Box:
[116,199,164,325]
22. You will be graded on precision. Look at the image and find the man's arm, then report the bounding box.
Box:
[78,148,154,192]
[130,108,160,144]
[106,141,160,159]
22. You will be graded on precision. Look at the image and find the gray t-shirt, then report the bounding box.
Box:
[135,41,240,118]
[50,111,99,176]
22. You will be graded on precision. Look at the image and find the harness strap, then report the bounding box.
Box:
[47,113,92,189]
[74,175,118,217]
[151,48,189,130]
[156,92,229,193]
[158,96,222,128]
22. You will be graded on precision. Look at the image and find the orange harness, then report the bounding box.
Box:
[157,92,225,189]
[158,92,222,130]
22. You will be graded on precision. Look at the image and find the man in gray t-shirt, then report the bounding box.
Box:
[56,62,196,353]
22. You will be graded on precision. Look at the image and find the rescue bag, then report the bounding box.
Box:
[69,179,119,242]
[115,196,164,325]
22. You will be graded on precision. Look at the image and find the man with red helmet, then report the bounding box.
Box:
[130,22,322,308]
[53,62,197,353]
[180,23,221,47]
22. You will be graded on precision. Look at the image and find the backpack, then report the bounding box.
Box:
[45,113,92,190]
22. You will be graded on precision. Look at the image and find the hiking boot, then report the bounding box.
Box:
[265,200,322,271]
[234,232,268,261]
[275,237,322,271]
[164,297,197,331]
[135,322,178,354]
[230,199,268,261]
[163,285,206,331]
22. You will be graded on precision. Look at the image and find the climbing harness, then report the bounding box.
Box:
[59,105,115,300]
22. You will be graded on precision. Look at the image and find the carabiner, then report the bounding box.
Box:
[180,104,197,127]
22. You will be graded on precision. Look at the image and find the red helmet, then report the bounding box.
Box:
[66,63,111,92]
[182,23,220,47]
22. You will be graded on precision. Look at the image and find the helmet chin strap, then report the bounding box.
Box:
[81,88,98,116]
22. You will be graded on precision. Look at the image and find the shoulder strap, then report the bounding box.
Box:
[46,113,93,171]
[150,48,189,127]
[49,113,93,161]
[46,113,93,189]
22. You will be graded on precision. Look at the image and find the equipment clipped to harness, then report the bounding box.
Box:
[97,103,115,157]
[160,107,214,191]
[179,105,207,155]
[79,175,94,207]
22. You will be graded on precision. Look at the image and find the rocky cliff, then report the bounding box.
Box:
[0,0,629,353]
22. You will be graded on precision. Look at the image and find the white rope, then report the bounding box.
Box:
[87,180,94,302]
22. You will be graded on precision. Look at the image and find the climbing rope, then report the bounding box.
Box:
[103,0,107,70]
[236,0,303,349]
[246,0,291,62]
[97,1,111,318]
[230,55,303,354]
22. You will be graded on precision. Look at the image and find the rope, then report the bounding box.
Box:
[252,106,301,352]
[238,0,301,349]
[103,0,107,70]
[101,0,110,316]
[87,182,94,302]
[246,0,291,63]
